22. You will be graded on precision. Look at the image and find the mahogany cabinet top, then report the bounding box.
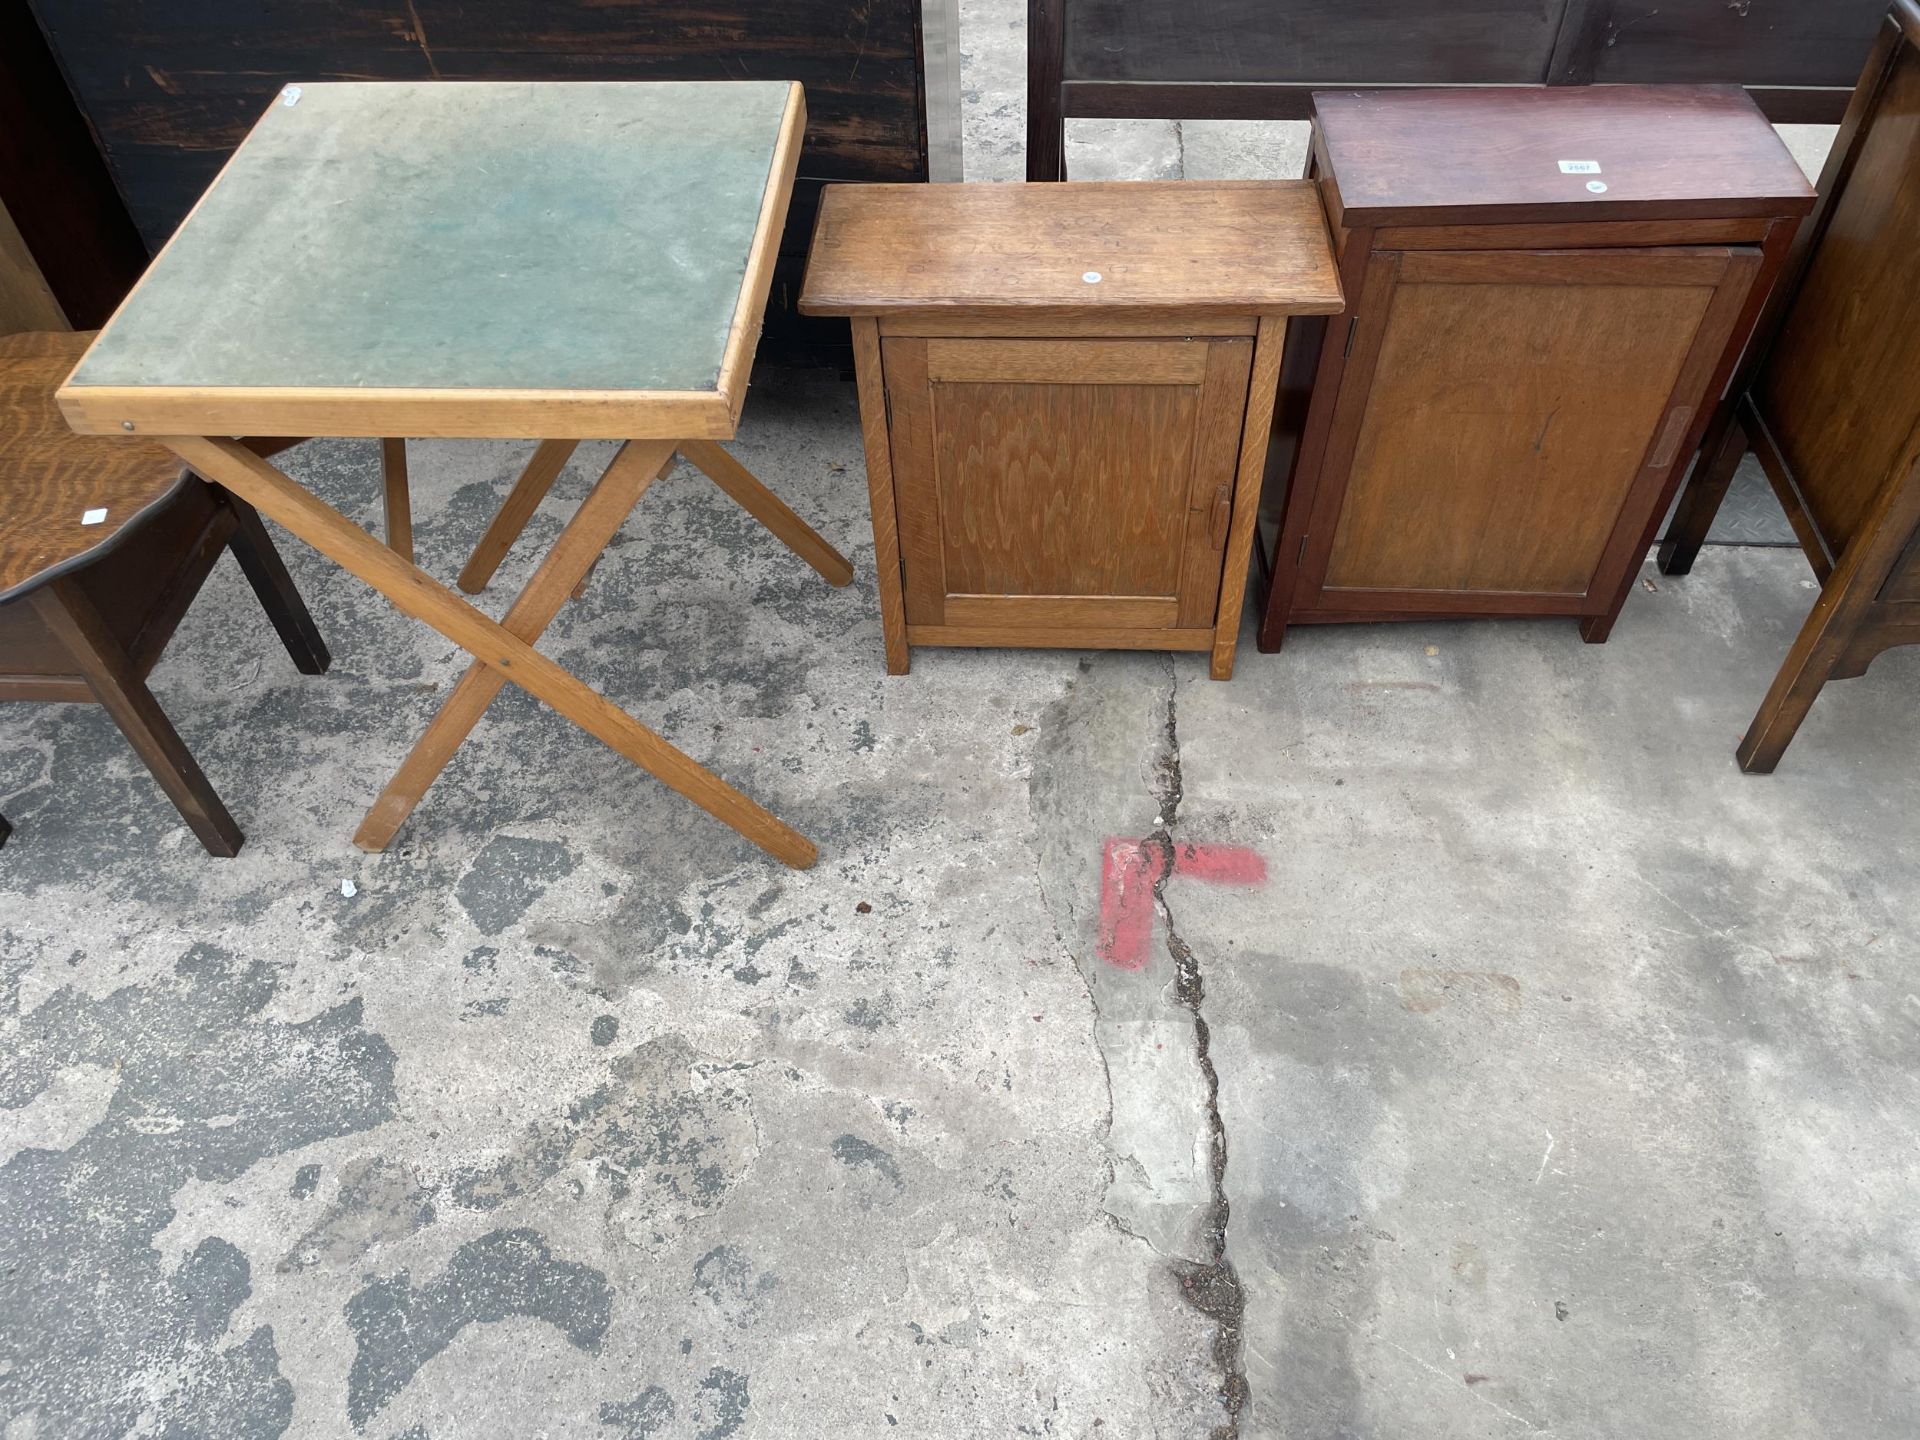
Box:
[1313,85,1817,227]
[799,180,1344,317]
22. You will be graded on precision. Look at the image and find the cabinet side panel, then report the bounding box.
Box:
[929,379,1200,597]
[1759,46,1920,558]
[1326,278,1710,595]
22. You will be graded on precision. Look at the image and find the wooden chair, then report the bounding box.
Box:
[1659,0,1920,772]
[1,330,329,853]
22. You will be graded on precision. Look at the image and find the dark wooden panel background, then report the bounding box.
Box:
[22,0,931,363]
[1036,0,1891,177]
[1574,0,1892,88]
[1066,0,1563,85]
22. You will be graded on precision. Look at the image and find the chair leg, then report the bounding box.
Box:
[29,577,244,856]
[221,492,332,675]
[1659,412,1749,577]
[1736,597,1849,775]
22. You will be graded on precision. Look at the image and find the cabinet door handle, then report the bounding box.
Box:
[1647,405,1694,471]
[1210,484,1233,549]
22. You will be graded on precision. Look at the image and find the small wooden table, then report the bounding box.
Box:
[800,181,1342,678]
[58,80,849,869]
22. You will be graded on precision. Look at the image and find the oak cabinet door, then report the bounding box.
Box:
[1294,246,1761,616]
[881,336,1253,633]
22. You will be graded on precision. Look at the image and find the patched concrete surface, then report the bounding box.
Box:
[2,16,1914,1440]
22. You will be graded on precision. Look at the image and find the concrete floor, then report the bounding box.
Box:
[5,11,1918,1440]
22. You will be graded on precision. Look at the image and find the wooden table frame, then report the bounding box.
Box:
[161,432,849,868]
[60,84,852,868]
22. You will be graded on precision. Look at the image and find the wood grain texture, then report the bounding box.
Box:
[925,338,1209,386]
[881,312,1259,338]
[1313,86,1816,225]
[906,623,1212,652]
[1582,0,1890,90]
[30,0,929,243]
[850,317,911,674]
[60,385,737,443]
[1759,40,1920,558]
[380,438,412,562]
[1181,338,1258,629]
[1034,0,1881,201]
[877,332,1252,649]
[1376,219,1774,251]
[1209,314,1286,678]
[29,575,244,856]
[1063,0,1561,85]
[1322,266,1717,595]
[457,439,581,594]
[165,435,817,868]
[354,438,677,851]
[1650,5,1920,770]
[943,595,1178,628]
[716,83,805,426]
[1738,428,1920,772]
[0,330,188,601]
[679,439,854,588]
[801,181,1343,318]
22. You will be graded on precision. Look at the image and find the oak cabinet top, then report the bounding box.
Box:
[1314,85,1817,226]
[799,180,1344,318]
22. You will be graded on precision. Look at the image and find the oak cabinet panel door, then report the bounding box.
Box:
[1296,246,1759,615]
[881,336,1254,631]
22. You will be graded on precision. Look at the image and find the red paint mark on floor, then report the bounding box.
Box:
[1096,838,1268,970]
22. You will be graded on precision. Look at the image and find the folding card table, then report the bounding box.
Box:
[58,80,847,869]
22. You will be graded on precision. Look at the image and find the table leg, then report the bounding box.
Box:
[679,440,854,587]
[220,491,332,675]
[162,435,818,869]
[30,576,244,857]
[355,440,676,851]
[458,439,581,594]
[1658,410,1748,577]
[381,439,414,563]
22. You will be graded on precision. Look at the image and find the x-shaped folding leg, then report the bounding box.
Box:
[162,435,847,868]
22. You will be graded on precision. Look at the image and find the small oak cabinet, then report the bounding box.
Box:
[1257,86,1816,652]
[800,181,1343,677]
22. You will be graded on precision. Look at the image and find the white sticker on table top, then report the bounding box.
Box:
[1558,159,1602,174]
[1587,180,1609,193]
[282,85,303,106]
[80,508,108,526]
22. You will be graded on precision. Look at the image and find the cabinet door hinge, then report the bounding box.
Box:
[1296,534,1309,567]
[1343,318,1358,358]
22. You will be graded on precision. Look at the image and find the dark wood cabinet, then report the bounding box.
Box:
[800,180,1342,678]
[1258,85,1815,651]
[1660,0,1920,771]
